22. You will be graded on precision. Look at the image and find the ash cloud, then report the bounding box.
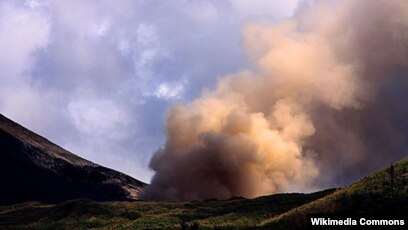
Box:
[142,0,408,200]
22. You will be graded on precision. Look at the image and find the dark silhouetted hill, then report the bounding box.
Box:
[0,114,146,205]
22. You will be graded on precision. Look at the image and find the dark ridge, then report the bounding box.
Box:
[0,114,146,205]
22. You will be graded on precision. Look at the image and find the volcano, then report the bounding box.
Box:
[0,114,146,205]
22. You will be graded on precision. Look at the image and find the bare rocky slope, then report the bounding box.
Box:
[0,114,146,205]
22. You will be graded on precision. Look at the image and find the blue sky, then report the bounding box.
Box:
[0,0,298,183]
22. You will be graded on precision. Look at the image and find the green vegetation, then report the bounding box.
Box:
[0,158,407,229]
[261,158,408,229]
[0,190,334,229]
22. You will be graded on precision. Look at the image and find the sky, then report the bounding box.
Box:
[0,0,299,183]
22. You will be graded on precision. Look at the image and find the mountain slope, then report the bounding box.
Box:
[261,158,408,229]
[0,114,146,205]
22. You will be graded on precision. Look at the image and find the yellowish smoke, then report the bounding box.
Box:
[143,0,408,200]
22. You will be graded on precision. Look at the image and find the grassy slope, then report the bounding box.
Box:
[0,158,407,229]
[261,158,408,229]
[0,190,335,230]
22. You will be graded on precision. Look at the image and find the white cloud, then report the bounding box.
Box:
[24,0,39,9]
[186,1,219,24]
[230,0,299,19]
[134,23,165,80]
[0,1,50,80]
[89,20,111,37]
[136,24,158,46]
[68,98,129,139]
[154,82,185,99]
[0,1,52,132]
[117,37,130,55]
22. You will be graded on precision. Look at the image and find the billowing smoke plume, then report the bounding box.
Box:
[142,0,408,200]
